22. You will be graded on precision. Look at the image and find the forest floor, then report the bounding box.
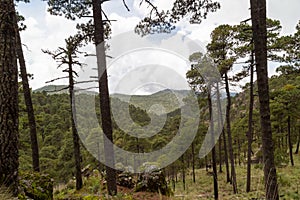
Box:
[54,154,300,200]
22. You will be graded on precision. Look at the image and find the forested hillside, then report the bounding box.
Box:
[17,68,300,199]
[0,0,299,200]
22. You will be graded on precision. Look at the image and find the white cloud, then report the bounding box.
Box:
[267,0,300,35]
[20,8,82,89]
[17,0,300,92]
[109,13,141,36]
[132,0,150,17]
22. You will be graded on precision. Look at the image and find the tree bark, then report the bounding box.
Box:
[191,141,196,183]
[287,115,294,166]
[181,155,186,191]
[225,72,238,193]
[68,59,83,190]
[237,138,241,166]
[208,88,218,200]
[216,83,230,180]
[15,21,40,172]
[250,0,279,199]
[246,51,254,192]
[205,155,208,172]
[295,128,300,154]
[92,0,117,195]
[218,141,222,172]
[0,0,19,195]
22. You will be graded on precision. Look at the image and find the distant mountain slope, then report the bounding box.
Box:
[111,89,193,115]
[34,85,69,93]
[34,85,97,95]
[35,85,192,114]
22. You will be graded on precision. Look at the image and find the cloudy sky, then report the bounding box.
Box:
[16,0,300,94]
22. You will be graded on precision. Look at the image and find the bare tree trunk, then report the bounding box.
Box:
[287,115,294,166]
[217,83,230,179]
[250,0,279,199]
[205,155,208,172]
[225,73,237,193]
[191,142,196,183]
[0,1,19,195]
[237,138,241,166]
[68,60,83,190]
[181,155,186,191]
[92,0,117,195]
[246,51,254,192]
[295,129,300,154]
[15,22,40,172]
[208,88,218,200]
[172,165,176,191]
[218,141,222,173]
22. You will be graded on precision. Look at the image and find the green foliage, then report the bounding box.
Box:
[135,0,220,36]
[274,148,289,166]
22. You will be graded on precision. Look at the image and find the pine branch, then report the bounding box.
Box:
[45,76,69,84]
[123,0,130,11]
[46,86,70,93]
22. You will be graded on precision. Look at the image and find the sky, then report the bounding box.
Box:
[16,0,300,94]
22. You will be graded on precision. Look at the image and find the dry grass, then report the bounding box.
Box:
[53,154,300,199]
[0,186,15,200]
[173,154,300,199]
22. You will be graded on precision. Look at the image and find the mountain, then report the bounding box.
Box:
[34,85,97,95]
[34,85,69,93]
[35,85,193,114]
[111,89,193,115]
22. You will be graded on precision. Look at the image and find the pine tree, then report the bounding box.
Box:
[250,0,279,199]
[43,35,85,190]
[0,0,19,195]
[15,12,40,172]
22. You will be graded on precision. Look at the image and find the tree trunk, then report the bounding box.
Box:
[237,138,241,166]
[250,0,279,199]
[92,0,117,195]
[295,129,300,154]
[172,165,176,191]
[225,72,238,193]
[216,85,222,173]
[217,83,230,179]
[218,141,222,173]
[191,142,196,183]
[68,60,83,190]
[0,1,19,195]
[246,51,254,192]
[287,115,294,166]
[205,155,208,172]
[15,22,40,172]
[181,155,186,191]
[208,89,218,200]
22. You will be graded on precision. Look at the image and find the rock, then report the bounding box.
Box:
[18,171,53,200]
[135,165,172,196]
[117,172,134,189]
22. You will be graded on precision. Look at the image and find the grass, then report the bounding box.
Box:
[0,186,15,200]
[53,154,300,199]
[173,154,300,199]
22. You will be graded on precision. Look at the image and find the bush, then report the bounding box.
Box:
[274,148,289,166]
